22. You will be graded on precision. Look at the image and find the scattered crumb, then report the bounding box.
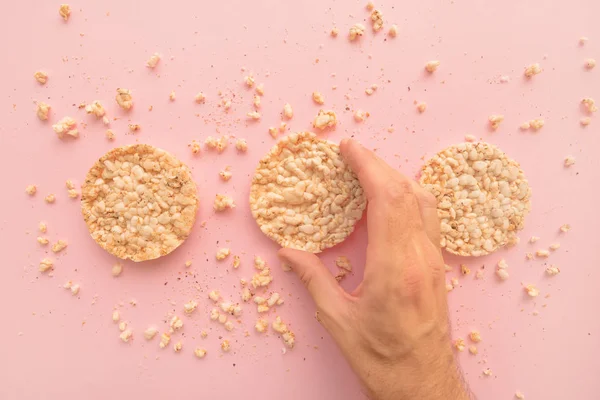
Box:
[169,91,176,101]
[244,75,255,88]
[580,117,591,126]
[221,340,231,352]
[173,342,182,352]
[36,102,51,121]
[119,329,133,343]
[388,24,398,37]
[195,92,206,103]
[460,265,471,275]
[529,236,540,243]
[528,119,545,130]
[37,237,49,245]
[26,185,37,196]
[69,283,80,295]
[525,284,539,297]
[184,300,198,314]
[235,139,248,152]
[247,111,261,120]
[469,331,482,343]
[416,102,427,113]
[209,292,221,305]
[232,255,241,269]
[546,266,560,276]
[34,71,48,84]
[189,140,201,154]
[255,84,264,96]
[45,194,56,203]
[52,116,78,138]
[524,63,542,77]
[128,124,141,132]
[370,9,383,31]
[169,316,183,332]
[283,103,293,119]
[219,166,232,181]
[85,101,106,118]
[349,23,366,41]
[144,327,158,340]
[515,392,525,400]
[564,156,576,167]
[214,194,235,211]
[253,95,261,108]
[51,240,68,253]
[536,249,550,258]
[39,258,54,272]
[216,248,231,261]
[585,58,596,69]
[185,260,192,268]
[425,60,440,73]
[112,263,123,277]
[115,88,133,110]
[353,109,369,122]
[105,129,115,140]
[269,127,279,138]
[255,319,269,333]
[146,53,161,68]
[488,114,504,130]
[464,134,476,142]
[483,368,492,377]
[549,243,560,251]
[582,98,597,113]
[560,224,571,233]
[313,110,338,130]
[366,1,374,11]
[312,91,325,105]
[119,321,127,332]
[205,136,228,153]
[469,346,478,355]
[272,316,295,348]
[454,338,466,351]
[496,259,509,281]
[579,36,589,45]
[194,348,207,359]
[59,4,71,21]
[159,333,171,348]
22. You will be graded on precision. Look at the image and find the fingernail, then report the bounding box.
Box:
[340,138,349,147]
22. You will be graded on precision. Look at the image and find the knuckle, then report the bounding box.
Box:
[383,179,414,203]
[418,190,438,209]
[396,265,426,298]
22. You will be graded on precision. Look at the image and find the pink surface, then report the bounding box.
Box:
[1,1,599,399]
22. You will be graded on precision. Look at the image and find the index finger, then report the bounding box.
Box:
[340,139,424,242]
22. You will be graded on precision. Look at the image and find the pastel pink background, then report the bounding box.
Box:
[1,1,598,399]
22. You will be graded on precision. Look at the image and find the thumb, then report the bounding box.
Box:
[278,248,348,318]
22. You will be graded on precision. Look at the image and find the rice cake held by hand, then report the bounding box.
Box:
[250,132,366,253]
[81,144,199,261]
[419,142,531,257]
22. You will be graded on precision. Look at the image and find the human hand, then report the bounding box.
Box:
[278,139,471,400]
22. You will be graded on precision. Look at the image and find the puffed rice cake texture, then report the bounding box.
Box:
[249,132,366,253]
[81,144,199,261]
[419,142,531,256]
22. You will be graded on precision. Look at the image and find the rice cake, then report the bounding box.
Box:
[419,142,531,256]
[249,132,366,253]
[81,144,198,261]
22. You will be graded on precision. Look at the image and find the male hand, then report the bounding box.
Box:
[279,139,471,400]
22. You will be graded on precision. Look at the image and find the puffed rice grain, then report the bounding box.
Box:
[115,88,133,110]
[59,4,71,21]
[349,23,366,41]
[37,102,51,121]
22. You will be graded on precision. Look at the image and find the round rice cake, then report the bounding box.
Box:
[81,144,199,261]
[419,142,531,257]
[249,132,366,253]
